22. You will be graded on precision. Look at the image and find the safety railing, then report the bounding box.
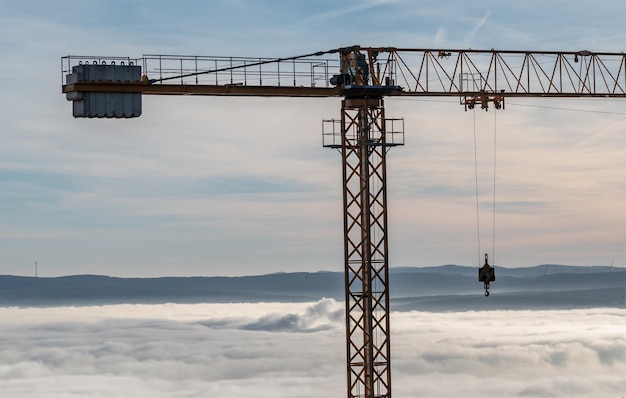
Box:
[141,54,339,88]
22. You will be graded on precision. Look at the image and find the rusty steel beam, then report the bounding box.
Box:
[63,82,341,97]
[349,47,626,98]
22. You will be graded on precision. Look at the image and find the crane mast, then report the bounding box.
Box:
[61,45,626,398]
[333,93,396,398]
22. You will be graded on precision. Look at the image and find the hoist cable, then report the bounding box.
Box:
[472,109,482,266]
[492,110,497,266]
[473,109,498,267]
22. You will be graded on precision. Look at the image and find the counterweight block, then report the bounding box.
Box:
[65,63,142,118]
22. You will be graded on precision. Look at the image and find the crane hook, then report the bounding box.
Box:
[478,253,495,297]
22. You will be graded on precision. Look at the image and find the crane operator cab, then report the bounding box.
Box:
[330,51,369,87]
[478,253,495,296]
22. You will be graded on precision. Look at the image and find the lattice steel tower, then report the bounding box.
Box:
[324,94,403,398]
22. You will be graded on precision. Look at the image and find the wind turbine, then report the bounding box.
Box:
[542,264,550,295]
[34,259,38,278]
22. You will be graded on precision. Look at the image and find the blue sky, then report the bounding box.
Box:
[1,0,626,276]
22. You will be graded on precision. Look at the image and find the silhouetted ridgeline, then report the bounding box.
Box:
[1,265,624,310]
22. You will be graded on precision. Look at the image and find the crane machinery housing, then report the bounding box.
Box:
[61,45,626,398]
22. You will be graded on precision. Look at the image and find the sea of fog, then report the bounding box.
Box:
[1,300,625,398]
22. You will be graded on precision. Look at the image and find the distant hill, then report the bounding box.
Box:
[0,272,343,306]
[1,265,624,310]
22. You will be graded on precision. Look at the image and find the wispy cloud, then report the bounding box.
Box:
[302,0,404,23]
[465,10,491,47]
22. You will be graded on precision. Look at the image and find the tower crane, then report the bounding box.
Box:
[61,45,626,398]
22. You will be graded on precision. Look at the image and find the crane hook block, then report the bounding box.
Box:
[478,253,495,296]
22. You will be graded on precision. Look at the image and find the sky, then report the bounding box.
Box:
[1,302,625,397]
[1,0,626,277]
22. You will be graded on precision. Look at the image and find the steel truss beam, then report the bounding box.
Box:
[343,47,626,98]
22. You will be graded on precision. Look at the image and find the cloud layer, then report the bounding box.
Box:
[1,301,625,397]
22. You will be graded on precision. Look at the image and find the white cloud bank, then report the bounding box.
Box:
[1,301,625,398]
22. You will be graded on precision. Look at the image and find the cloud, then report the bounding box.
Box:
[1,302,626,398]
[0,301,347,398]
[434,27,447,46]
[241,298,344,332]
[300,0,403,24]
[465,10,491,46]
[391,309,626,397]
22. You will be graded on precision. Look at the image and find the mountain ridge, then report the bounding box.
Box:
[1,265,624,310]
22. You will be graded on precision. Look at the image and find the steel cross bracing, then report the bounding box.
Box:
[61,45,626,398]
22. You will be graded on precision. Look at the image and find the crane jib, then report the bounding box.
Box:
[63,47,626,118]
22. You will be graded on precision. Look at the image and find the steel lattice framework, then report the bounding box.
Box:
[340,97,393,398]
[61,45,626,398]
